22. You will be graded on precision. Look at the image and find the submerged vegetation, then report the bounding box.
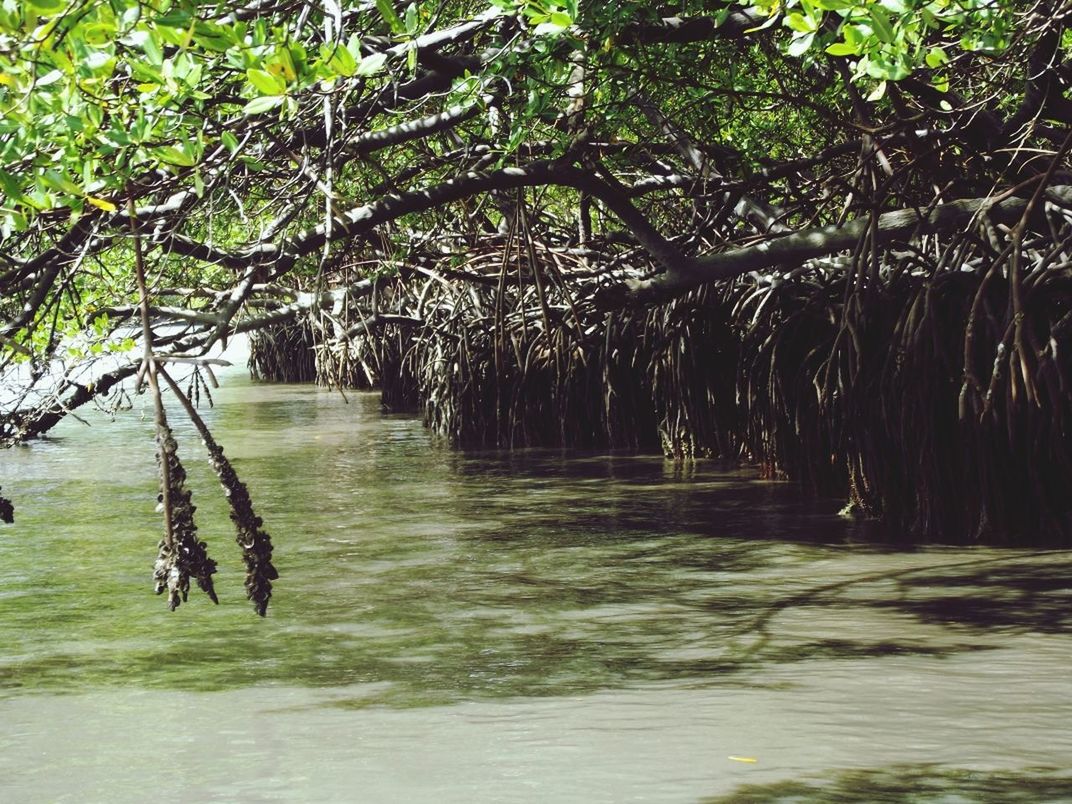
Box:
[2,0,1072,608]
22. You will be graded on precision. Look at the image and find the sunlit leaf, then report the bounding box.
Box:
[826,42,858,56]
[28,0,66,14]
[86,196,117,212]
[866,80,887,101]
[247,68,286,95]
[243,95,284,115]
[155,146,196,167]
[375,0,405,33]
[357,52,389,76]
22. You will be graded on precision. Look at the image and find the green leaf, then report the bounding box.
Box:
[82,50,116,76]
[826,41,858,56]
[322,43,357,76]
[243,95,284,115]
[533,21,568,36]
[41,170,82,195]
[268,46,298,82]
[155,10,193,28]
[37,69,64,87]
[787,31,815,57]
[375,0,405,34]
[878,0,908,12]
[843,24,865,47]
[221,131,239,153]
[154,146,196,167]
[0,168,23,199]
[82,22,116,46]
[141,32,164,67]
[925,46,949,68]
[785,12,814,33]
[868,7,895,44]
[28,0,66,14]
[357,52,388,76]
[193,21,236,52]
[247,68,286,95]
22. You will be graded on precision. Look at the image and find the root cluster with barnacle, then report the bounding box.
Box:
[152,418,219,611]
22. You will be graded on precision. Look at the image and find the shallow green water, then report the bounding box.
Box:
[2,361,1071,802]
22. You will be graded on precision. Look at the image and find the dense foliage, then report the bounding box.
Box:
[1,1,1058,362]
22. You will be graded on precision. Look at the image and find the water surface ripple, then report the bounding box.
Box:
[1,368,1071,802]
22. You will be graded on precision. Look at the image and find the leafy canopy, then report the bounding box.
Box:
[0,0,1019,236]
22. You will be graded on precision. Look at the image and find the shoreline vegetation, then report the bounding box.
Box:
[248,226,1072,547]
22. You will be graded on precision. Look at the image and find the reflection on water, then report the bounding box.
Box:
[1,365,1071,801]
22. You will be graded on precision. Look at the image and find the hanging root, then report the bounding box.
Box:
[353,223,1072,544]
[239,194,1072,546]
[152,420,219,610]
[160,367,278,616]
[368,271,737,454]
[207,442,278,616]
[0,486,12,523]
[728,227,1072,544]
[249,318,317,382]
[128,199,217,611]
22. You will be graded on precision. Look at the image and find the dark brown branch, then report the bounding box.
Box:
[626,185,1072,301]
[618,10,763,46]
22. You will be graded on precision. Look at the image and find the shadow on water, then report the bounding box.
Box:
[2,529,1067,705]
[868,560,1072,634]
[2,383,1071,706]
[703,765,1072,803]
[446,448,877,547]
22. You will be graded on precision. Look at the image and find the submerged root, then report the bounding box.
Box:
[0,486,12,523]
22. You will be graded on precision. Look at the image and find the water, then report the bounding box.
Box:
[2,359,1071,802]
